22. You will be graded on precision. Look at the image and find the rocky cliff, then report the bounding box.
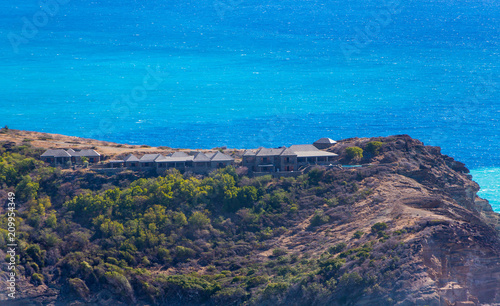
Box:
[327,135,500,305]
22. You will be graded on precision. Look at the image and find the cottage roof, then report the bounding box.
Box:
[123,154,140,162]
[170,152,189,158]
[205,152,215,159]
[139,154,161,162]
[78,149,101,157]
[109,160,124,163]
[280,147,297,156]
[243,150,257,156]
[289,145,338,158]
[288,144,319,152]
[210,152,234,161]
[66,149,78,156]
[193,152,211,162]
[156,155,193,163]
[41,149,71,157]
[155,155,168,162]
[313,137,337,145]
[256,148,285,156]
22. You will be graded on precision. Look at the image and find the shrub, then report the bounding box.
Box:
[272,248,288,257]
[157,274,220,297]
[319,257,345,278]
[328,242,347,254]
[157,248,171,263]
[32,273,44,285]
[246,275,268,288]
[263,282,289,297]
[310,210,330,227]
[366,141,384,156]
[189,211,211,229]
[68,278,90,300]
[325,197,339,207]
[308,168,325,185]
[30,262,39,273]
[175,246,196,260]
[371,222,388,233]
[141,256,151,266]
[353,230,364,239]
[212,287,248,304]
[104,271,134,300]
[338,272,363,288]
[172,212,188,227]
[346,146,363,160]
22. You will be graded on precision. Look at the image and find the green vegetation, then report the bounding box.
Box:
[371,222,388,233]
[345,146,363,160]
[0,141,414,305]
[310,209,330,227]
[365,141,384,156]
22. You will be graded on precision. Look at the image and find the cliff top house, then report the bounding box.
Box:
[41,149,101,165]
[243,143,338,173]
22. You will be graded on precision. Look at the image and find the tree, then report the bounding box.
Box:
[188,211,211,230]
[346,146,363,160]
[15,175,39,201]
[80,156,89,168]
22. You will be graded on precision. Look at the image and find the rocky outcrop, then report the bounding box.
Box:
[329,135,500,305]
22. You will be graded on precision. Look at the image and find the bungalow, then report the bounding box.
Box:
[207,151,234,169]
[289,144,338,166]
[243,147,297,173]
[123,154,140,168]
[41,149,101,166]
[108,160,125,168]
[243,144,338,174]
[78,149,101,163]
[139,154,162,169]
[155,151,234,174]
[156,152,194,173]
[41,149,71,166]
[192,152,212,173]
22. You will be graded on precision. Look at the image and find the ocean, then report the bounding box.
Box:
[0,0,498,211]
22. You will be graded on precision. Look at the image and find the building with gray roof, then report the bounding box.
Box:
[123,154,140,168]
[243,142,338,174]
[41,148,102,166]
[139,154,162,169]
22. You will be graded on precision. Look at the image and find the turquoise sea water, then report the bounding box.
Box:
[0,0,498,211]
[470,168,500,211]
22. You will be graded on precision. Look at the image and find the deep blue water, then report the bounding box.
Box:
[0,0,498,210]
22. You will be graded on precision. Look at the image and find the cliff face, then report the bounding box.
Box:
[328,135,500,304]
[1,134,499,305]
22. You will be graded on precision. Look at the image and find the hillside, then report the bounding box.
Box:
[0,130,499,305]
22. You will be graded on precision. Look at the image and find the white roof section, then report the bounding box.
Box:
[314,137,337,144]
[288,145,338,158]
